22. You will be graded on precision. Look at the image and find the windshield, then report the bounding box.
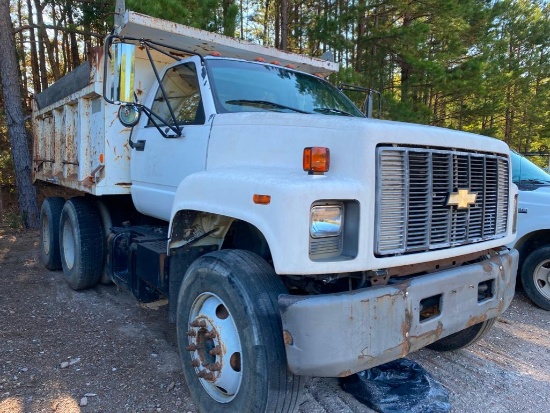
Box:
[206,59,364,117]
[511,151,550,187]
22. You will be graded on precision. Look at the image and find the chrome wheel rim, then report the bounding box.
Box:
[186,292,242,403]
[533,259,550,300]
[62,221,75,270]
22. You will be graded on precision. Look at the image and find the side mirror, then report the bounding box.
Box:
[109,42,135,103]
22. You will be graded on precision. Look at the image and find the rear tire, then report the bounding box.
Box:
[427,318,497,351]
[521,246,550,311]
[59,197,104,290]
[177,250,303,413]
[39,197,65,270]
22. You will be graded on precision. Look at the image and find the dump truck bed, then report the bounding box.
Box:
[115,11,338,76]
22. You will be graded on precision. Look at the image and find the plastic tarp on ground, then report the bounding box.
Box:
[340,358,451,413]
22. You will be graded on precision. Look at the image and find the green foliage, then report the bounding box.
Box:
[3,0,550,162]
[125,0,238,35]
[79,0,117,32]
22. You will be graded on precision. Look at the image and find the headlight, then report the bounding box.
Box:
[310,204,343,238]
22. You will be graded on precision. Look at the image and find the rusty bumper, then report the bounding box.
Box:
[278,248,518,377]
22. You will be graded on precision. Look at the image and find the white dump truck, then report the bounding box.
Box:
[32,9,519,413]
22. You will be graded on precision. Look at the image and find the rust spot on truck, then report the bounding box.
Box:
[482,262,494,273]
[467,314,487,327]
[337,370,353,378]
[410,321,443,345]
[400,306,413,356]
[283,330,293,346]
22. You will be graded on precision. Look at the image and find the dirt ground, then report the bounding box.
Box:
[1,227,549,413]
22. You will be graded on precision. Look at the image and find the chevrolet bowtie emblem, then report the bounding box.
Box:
[447,189,477,209]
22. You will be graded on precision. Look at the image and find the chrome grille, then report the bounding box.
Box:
[375,147,509,256]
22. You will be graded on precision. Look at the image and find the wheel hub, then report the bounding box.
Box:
[187,293,242,403]
[534,260,550,297]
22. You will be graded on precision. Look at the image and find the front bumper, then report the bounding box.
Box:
[279,248,518,377]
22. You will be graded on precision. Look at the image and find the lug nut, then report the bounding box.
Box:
[190,359,200,367]
[186,344,197,351]
[197,370,206,378]
[204,372,214,380]
[190,319,206,328]
[204,331,216,339]
[186,329,197,337]
[209,345,221,356]
[209,362,221,371]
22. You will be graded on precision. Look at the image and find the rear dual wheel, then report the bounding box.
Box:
[177,249,303,413]
[40,197,66,270]
[59,197,104,290]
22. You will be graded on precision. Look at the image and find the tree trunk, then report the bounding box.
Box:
[263,0,270,45]
[280,0,288,50]
[32,0,48,90]
[26,0,41,94]
[16,0,28,95]
[34,0,61,83]
[67,1,80,70]
[239,0,243,40]
[0,0,39,229]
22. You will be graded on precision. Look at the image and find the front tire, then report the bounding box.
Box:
[40,197,65,270]
[177,250,303,413]
[521,246,550,310]
[59,197,104,290]
[427,318,497,351]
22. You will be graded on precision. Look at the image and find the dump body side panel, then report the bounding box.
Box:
[31,48,172,195]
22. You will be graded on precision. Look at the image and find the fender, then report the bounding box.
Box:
[168,166,363,275]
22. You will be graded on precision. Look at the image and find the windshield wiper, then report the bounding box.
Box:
[226,99,310,114]
[313,107,354,117]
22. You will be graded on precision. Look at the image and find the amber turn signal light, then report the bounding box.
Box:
[253,194,271,205]
[303,147,330,174]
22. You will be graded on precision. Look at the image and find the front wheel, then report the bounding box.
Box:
[521,246,550,310]
[176,250,303,413]
[427,318,497,352]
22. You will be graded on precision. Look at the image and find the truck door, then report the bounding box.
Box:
[129,56,212,221]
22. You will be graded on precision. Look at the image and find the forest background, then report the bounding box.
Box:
[1,0,550,227]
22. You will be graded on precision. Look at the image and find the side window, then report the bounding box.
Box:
[148,62,205,126]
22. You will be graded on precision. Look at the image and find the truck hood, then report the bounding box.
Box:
[207,113,510,173]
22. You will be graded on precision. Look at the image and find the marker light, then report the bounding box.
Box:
[253,194,271,205]
[303,147,330,174]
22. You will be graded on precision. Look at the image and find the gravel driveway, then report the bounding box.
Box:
[1,228,549,412]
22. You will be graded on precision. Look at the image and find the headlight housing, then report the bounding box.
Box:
[309,200,359,261]
[310,204,343,238]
